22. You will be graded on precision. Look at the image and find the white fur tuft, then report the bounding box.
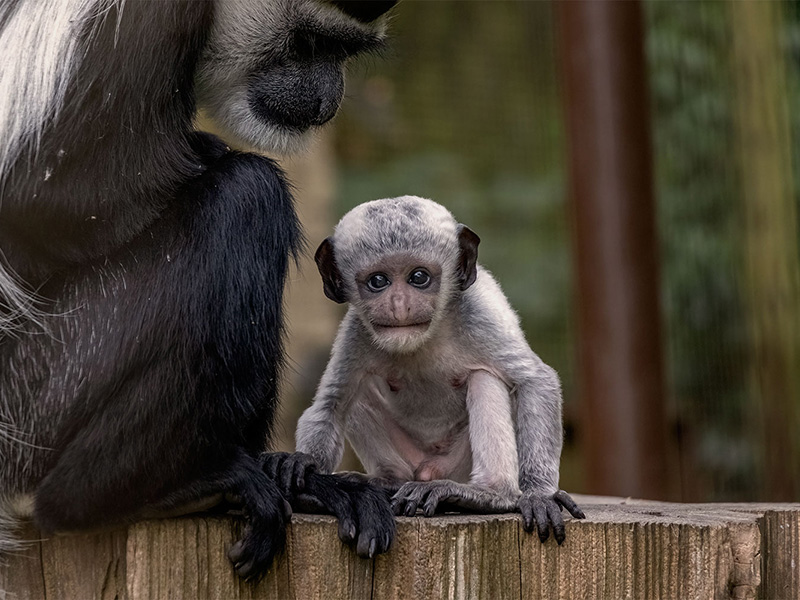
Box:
[0,258,46,334]
[0,0,121,176]
[0,497,27,567]
[0,0,121,333]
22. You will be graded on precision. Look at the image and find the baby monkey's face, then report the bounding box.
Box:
[354,253,443,353]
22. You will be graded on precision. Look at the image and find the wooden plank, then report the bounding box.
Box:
[125,516,292,600]
[372,514,521,600]
[0,525,46,600]
[759,509,800,600]
[40,526,128,600]
[1,500,799,600]
[284,514,373,600]
[520,502,761,600]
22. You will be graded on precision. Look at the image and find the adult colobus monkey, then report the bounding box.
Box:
[0,0,397,580]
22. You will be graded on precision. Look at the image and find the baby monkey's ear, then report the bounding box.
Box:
[456,225,480,291]
[315,237,348,303]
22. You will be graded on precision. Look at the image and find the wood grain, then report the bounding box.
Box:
[2,500,798,600]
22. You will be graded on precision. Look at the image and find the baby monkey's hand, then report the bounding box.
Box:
[518,490,585,545]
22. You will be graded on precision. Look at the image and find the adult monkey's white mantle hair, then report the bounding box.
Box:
[0,0,121,172]
[0,0,397,581]
[0,0,392,332]
[0,0,120,331]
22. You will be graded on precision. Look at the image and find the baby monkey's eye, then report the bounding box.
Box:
[367,273,390,292]
[408,269,431,288]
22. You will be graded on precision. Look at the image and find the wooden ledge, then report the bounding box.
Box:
[1,497,798,599]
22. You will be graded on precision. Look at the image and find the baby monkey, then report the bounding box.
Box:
[296,196,584,543]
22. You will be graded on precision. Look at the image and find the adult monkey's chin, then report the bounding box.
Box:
[195,98,316,157]
[192,0,394,157]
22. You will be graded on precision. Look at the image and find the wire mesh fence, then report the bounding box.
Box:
[283,0,800,502]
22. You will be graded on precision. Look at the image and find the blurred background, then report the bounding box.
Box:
[267,0,800,503]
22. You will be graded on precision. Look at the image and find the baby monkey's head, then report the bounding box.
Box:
[315,196,480,354]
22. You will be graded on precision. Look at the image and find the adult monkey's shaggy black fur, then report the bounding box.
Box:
[0,0,396,579]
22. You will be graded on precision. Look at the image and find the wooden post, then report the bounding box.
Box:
[557,1,669,498]
[3,501,800,599]
[730,0,800,501]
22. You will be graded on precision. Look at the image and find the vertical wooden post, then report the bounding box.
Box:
[730,0,800,501]
[557,1,669,498]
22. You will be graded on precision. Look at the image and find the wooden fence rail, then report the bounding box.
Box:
[1,497,798,599]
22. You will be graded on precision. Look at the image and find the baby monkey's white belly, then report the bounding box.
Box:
[346,371,475,483]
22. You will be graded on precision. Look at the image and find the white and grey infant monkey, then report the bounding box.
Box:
[296,196,584,543]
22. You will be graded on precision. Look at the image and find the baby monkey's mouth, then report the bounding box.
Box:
[373,320,431,331]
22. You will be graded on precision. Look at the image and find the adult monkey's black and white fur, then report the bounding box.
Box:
[0,0,397,579]
[297,196,585,543]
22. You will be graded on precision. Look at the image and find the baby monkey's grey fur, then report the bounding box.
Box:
[296,196,584,543]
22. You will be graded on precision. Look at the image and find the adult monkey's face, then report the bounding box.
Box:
[196,0,397,155]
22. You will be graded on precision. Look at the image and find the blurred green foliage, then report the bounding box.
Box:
[645,1,753,499]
